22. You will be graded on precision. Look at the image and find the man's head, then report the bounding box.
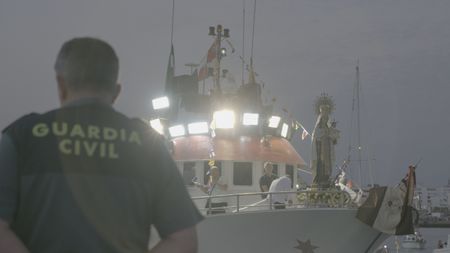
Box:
[263,162,273,175]
[54,37,121,105]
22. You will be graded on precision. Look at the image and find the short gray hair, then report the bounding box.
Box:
[54,37,119,92]
[264,161,273,168]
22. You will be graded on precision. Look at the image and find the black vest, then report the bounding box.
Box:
[4,102,163,253]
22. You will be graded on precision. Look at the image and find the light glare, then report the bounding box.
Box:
[243,113,259,126]
[152,96,170,110]
[214,110,235,129]
[188,122,209,134]
[168,125,186,137]
[150,119,164,135]
[281,123,289,138]
[268,116,281,128]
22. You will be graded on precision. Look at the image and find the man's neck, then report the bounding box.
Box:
[62,94,113,107]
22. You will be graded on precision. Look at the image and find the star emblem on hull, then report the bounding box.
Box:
[294,239,318,253]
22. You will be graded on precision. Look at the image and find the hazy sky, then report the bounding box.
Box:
[1,0,449,187]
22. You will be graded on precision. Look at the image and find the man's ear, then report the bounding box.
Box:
[56,75,68,104]
[111,83,121,104]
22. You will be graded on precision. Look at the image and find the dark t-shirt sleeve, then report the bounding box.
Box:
[150,139,203,238]
[0,133,18,223]
[260,176,269,188]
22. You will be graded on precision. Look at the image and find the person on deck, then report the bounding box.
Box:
[267,175,293,209]
[259,161,277,199]
[0,37,203,253]
[195,165,228,214]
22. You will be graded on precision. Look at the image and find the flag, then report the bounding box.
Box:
[356,166,416,235]
[198,39,218,81]
[301,129,309,140]
[293,120,310,140]
[165,44,175,93]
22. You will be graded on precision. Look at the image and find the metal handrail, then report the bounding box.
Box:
[191,189,353,215]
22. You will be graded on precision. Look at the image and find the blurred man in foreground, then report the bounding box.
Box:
[0,37,203,253]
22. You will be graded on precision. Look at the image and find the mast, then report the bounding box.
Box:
[208,24,230,95]
[170,0,175,45]
[356,61,363,185]
[250,0,256,65]
[241,0,246,86]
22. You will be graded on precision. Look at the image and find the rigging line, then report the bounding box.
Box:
[346,63,357,165]
[357,66,374,186]
[250,0,256,61]
[345,60,360,184]
[170,0,175,45]
[242,0,246,86]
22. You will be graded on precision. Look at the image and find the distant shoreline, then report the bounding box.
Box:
[419,223,450,228]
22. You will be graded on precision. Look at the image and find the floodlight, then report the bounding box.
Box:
[268,116,281,128]
[243,113,259,126]
[152,96,169,110]
[208,26,216,36]
[188,122,209,134]
[223,28,230,38]
[149,118,164,135]
[281,123,289,138]
[168,125,186,138]
[213,110,235,129]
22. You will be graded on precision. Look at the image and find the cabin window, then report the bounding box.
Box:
[203,161,222,184]
[183,162,196,186]
[272,164,279,176]
[286,164,294,188]
[233,162,252,186]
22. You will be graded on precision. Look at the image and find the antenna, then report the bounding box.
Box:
[170,0,175,45]
[241,0,246,86]
[250,0,256,62]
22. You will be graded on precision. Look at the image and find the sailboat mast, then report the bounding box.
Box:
[356,62,363,185]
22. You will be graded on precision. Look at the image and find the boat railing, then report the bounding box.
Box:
[191,189,354,215]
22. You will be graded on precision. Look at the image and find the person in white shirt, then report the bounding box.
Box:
[267,175,293,209]
[195,166,228,214]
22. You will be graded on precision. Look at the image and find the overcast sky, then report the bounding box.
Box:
[1,0,449,187]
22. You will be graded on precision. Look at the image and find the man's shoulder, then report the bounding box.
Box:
[259,174,269,182]
[2,113,42,134]
[130,117,152,130]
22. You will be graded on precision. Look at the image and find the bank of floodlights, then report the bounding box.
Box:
[213,110,235,129]
[188,122,209,134]
[168,124,186,138]
[152,96,170,110]
[242,113,259,126]
[149,118,165,135]
[268,116,281,128]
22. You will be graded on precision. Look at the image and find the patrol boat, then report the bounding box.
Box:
[401,232,426,249]
[146,23,418,252]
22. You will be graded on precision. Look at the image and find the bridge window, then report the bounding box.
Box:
[286,164,294,188]
[183,162,196,186]
[233,162,252,186]
[272,163,279,176]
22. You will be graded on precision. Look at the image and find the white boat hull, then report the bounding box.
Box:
[434,249,450,253]
[197,208,389,253]
[402,241,426,249]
